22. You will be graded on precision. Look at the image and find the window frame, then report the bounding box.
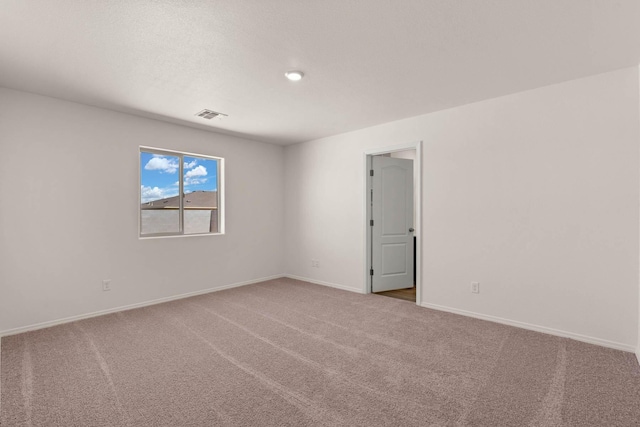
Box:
[139,146,224,238]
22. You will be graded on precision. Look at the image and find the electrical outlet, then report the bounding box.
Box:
[310,259,320,268]
[471,282,479,294]
[102,279,111,292]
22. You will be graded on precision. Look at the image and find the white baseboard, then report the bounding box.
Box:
[636,348,640,366]
[421,302,636,353]
[0,274,285,338]
[284,274,364,294]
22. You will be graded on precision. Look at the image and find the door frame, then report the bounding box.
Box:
[363,141,422,305]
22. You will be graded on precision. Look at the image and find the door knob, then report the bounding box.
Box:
[409,228,414,232]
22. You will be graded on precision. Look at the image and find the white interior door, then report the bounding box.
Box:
[371,156,414,292]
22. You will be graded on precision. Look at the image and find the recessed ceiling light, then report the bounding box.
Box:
[285,70,304,81]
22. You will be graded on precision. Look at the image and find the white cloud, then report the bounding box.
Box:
[185,165,207,178]
[184,178,208,186]
[184,165,208,185]
[145,157,178,174]
[140,185,178,203]
[184,159,197,169]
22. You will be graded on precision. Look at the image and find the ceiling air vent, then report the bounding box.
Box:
[195,109,227,120]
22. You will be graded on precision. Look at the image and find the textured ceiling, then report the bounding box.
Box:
[1,1,639,145]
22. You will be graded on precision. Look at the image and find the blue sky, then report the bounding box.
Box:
[140,152,218,203]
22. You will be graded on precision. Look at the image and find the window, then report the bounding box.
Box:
[139,147,223,237]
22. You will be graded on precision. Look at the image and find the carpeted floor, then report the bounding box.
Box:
[2,278,640,426]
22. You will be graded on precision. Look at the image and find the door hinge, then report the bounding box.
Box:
[370,170,374,176]
[370,268,374,276]
[370,219,374,226]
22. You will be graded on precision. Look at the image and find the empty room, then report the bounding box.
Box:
[2,1,640,426]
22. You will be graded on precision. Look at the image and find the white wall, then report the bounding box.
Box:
[0,88,284,334]
[390,150,416,161]
[284,67,640,350]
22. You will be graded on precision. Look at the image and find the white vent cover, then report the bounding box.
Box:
[195,109,227,120]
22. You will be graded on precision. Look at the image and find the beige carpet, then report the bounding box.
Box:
[2,278,640,426]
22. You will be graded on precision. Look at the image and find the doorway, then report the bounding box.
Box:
[364,142,422,305]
